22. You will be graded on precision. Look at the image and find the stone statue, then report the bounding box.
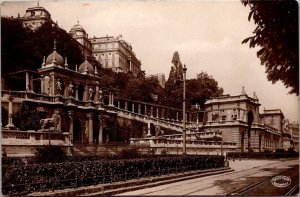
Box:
[40,113,61,132]
[68,82,74,97]
[155,125,161,137]
[98,89,103,101]
[56,79,63,95]
[89,86,94,100]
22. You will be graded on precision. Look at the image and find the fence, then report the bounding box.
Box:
[2,155,225,195]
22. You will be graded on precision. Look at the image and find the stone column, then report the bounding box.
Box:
[125,101,128,111]
[68,111,74,143]
[95,83,99,102]
[271,133,274,150]
[176,112,179,121]
[87,114,93,144]
[111,92,114,106]
[98,115,103,144]
[147,119,151,137]
[132,103,135,113]
[26,72,30,92]
[156,108,159,118]
[129,60,132,72]
[118,100,120,109]
[5,96,15,129]
[30,74,34,93]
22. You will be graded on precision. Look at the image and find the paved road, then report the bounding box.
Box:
[117,159,299,196]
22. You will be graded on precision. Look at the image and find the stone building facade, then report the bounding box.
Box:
[20,4,142,75]
[90,35,141,76]
[204,87,282,152]
[288,121,299,151]
[21,2,52,30]
[68,21,93,57]
[151,73,166,88]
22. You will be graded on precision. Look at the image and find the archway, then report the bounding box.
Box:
[73,119,83,144]
[78,84,84,101]
[247,111,254,152]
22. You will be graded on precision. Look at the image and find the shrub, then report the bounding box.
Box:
[2,155,224,195]
[35,146,66,163]
[117,147,141,159]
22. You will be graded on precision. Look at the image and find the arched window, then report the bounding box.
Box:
[78,84,84,101]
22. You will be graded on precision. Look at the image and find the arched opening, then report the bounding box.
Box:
[78,84,84,101]
[247,111,254,152]
[73,119,83,144]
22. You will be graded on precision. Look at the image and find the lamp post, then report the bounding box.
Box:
[182,64,187,155]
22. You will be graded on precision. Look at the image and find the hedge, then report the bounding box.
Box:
[2,155,224,195]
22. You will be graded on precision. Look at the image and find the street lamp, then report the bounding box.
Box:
[182,64,187,155]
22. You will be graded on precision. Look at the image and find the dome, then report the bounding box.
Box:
[46,50,64,66]
[78,59,94,75]
[69,21,86,34]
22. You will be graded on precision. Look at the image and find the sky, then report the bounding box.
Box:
[1,0,299,121]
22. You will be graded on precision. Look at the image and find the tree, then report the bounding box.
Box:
[186,72,223,109]
[1,17,84,76]
[164,52,224,109]
[164,51,185,108]
[241,0,299,95]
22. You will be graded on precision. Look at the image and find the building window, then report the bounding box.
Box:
[232,115,237,120]
[109,53,111,55]
[221,115,226,121]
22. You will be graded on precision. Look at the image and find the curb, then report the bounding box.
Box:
[29,167,234,196]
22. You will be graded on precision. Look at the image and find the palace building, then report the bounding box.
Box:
[21,3,142,75]
[90,35,142,76]
[204,87,283,152]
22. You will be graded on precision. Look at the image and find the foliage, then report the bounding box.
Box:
[1,17,85,92]
[35,146,66,163]
[164,51,184,108]
[100,68,163,104]
[164,52,224,110]
[241,0,299,95]
[2,155,224,195]
[187,72,223,109]
[14,103,47,131]
[2,17,84,74]
[117,147,141,159]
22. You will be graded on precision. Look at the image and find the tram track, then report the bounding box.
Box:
[226,164,299,196]
[119,159,298,196]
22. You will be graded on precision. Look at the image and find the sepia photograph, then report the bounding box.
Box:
[1,0,299,196]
